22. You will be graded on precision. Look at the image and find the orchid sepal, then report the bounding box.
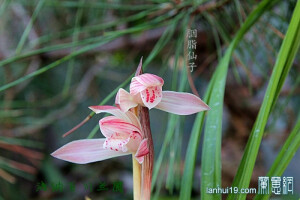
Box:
[51,139,130,164]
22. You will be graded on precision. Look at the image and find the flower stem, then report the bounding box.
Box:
[132,155,142,200]
[131,106,142,200]
[138,106,153,200]
[134,58,154,200]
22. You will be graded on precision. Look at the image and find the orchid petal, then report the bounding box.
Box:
[155,91,210,115]
[99,116,142,138]
[134,139,149,164]
[103,133,130,152]
[51,139,129,164]
[130,73,164,95]
[125,130,143,153]
[98,116,122,138]
[140,86,162,109]
[125,111,143,131]
[89,105,131,122]
[115,88,138,112]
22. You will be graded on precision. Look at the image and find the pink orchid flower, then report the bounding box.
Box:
[116,73,210,115]
[51,106,149,164]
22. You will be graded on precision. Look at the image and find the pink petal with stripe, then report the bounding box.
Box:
[99,116,142,138]
[140,86,162,109]
[51,139,129,164]
[134,139,149,164]
[98,116,123,138]
[89,105,131,122]
[155,91,210,115]
[124,110,142,131]
[130,73,164,95]
[115,88,138,112]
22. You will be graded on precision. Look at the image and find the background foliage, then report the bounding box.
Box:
[0,0,299,199]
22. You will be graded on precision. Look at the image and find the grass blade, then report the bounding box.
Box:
[62,0,85,96]
[201,0,280,199]
[180,0,279,198]
[15,0,45,55]
[179,75,215,200]
[0,35,116,92]
[254,117,300,200]
[228,1,300,199]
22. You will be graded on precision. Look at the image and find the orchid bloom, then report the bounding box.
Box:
[116,73,210,115]
[51,106,149,164]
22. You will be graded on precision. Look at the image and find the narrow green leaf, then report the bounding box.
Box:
[15,0,45,55]
[201,46,231,200]
[0,10,173,69]
[24,0,155,11]
[30,7,157,47]
[0,35,116,92]
[151,17,188,190]
[180,0,279,198]
[87,124,100,139]
[166,118,181,193]
[0,136,44,149]
[152,114,179,191]
[166,63,188,193]
[201,0,280,199]
[0,15,177,93]
[0,159,33,181]
[179,75,215,200]
[0,0,10,17]
[228,1,300,199]
[62,0,85,96]
[254,118,300,200]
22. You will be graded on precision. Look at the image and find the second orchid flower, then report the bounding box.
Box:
[116,73,210,115]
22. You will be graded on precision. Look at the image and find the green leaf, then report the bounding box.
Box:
[0,136,44,149]
[62,0,85,96]
[179,74,215,200]
[180,0,280,198]
[228,1,300,199]
[201,0,281,199]
[254,117,300,200]
[15,0,45,55]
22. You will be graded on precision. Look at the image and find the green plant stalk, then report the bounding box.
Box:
[132,156,142,200]
[228,1,300,199]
